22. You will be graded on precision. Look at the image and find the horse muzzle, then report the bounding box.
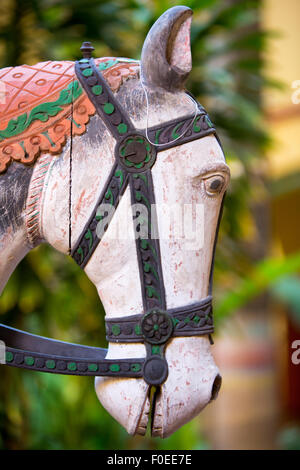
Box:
[95,336,221,438]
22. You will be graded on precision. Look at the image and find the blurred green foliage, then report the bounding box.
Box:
[277,426,300,451]
[215,251,300,323]
[0,0,296,450]
[271,275,300,327]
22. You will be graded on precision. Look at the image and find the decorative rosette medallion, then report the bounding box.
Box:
[117,134,157,172]
[141,310,173,345]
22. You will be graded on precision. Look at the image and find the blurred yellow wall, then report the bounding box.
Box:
[262,0,300,179]
[263,0,300,430]
[262,0,300,255]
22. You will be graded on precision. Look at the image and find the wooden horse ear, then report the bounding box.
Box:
[141,6,193,92]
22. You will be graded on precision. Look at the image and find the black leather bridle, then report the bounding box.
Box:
[0,43,225,386]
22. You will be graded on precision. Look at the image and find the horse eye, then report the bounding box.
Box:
[203,175,225,196]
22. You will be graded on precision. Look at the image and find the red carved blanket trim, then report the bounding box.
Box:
[0,58,139,173]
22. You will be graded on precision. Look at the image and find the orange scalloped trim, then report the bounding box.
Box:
[0,94,95,172]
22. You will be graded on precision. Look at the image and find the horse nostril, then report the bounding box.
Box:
[210,374,222,401]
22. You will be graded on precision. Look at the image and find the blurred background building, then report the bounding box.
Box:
[0,0,299,450]
[201,0,300,450]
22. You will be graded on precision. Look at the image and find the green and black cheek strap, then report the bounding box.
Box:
[0,44,225,386]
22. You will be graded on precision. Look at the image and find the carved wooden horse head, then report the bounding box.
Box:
[0,7,230,438]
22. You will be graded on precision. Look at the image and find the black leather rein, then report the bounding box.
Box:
[0,45,222,386]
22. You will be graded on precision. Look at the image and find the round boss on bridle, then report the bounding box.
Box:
[0,43,225,386]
